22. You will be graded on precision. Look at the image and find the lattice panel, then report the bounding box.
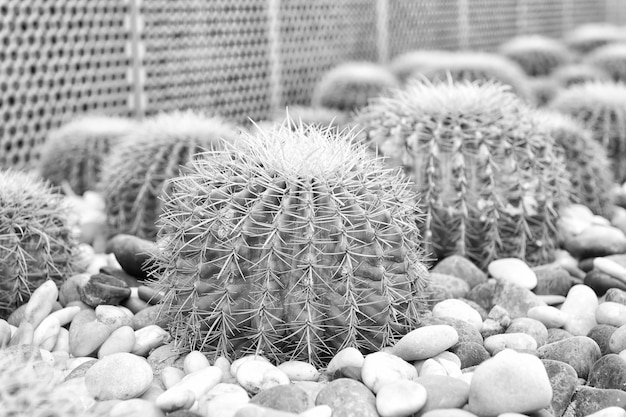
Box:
[520,0,565,38]
[140,0,272,124]
[0,0,131,170]
[467,0,518,51]
[278,0,378,107]
[570,0,609,27]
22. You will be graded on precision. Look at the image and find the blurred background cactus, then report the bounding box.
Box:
[585,43,626,82]
[99,111,240,240]
[150,121,430,365]
[0,170,78,318]
[550,63,611,88]
[564,23,626,55]
[498,35,573,77]
[388,50,452,84]
[357,80,571,269]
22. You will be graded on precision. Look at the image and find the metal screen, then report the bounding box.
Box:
[0,0,623,170]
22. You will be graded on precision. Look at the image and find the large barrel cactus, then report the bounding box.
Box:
[0,170,77,318]
[550,63,611,88]
[100,111,240,239]
[151,122,430,365]
[549,81,626,182]
[38,115,138,195]
[564,23,626,55]
[585,43,626,82]
[498,35,572,77]
[357,80,571,269]
[388,50,452,84]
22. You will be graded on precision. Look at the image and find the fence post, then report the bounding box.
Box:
[457,0,469,50]
[377,0,389,64]
[268,0,282,115]
[127,0,146,120]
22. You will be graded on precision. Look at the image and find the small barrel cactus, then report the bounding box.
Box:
[549,81,626,183]
[311,61,400,112]
[273,106,353,133]
[0,170,77,318]
[528,77,559,107]
[498,35,573,77]
[99,111,240,240]
[531,110,614,216]
[150,121,430,365]
[38,115,138,195]
[388,50,452,84]
[357,80,571,269]
[564,23,626,55]
[585,43,626,82]
[550,63,611,88]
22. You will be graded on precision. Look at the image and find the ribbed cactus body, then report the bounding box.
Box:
[38,115,138,195]
[312,62,400,112]
[151,122,429,365]
[357,80,571,269]
[549,82,626,183]
[100,111,240,240]
[499,35,572,77]
[565,23,626,55]
[551,63,611,88]
[0,170,77,318]
[532,111,613,215]
[388,50,452,84]
[585,43,626,82]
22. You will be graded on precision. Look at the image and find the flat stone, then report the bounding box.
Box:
[597,302,626,327]
[315,378,378,417]
[85,352,154,400]
[492,281,547,319]
[361,351,417,393]
[388,325,458,362]
[431,299,482,331]
[80,273,132,308]
[588,324,619,355]
[542,359,578,417]
[532,264,575,297]
[414,375,470,415]
[506,317,548,347]
[375,380,427,417]
[431,255,487,289]
[547,328,575,344]
[568,386,626,417]
[419,316,483,346]
[488,258,537,290]
[450,342,490,369]
[588,354,626,391]
[527,306,568,329]
[250,384,312,413]
[428,273,471,299]
[537,336,601,379]
[564,225,626,259]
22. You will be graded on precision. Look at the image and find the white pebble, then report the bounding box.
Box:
[596,302,626,327]
[131,325,170,356]
[184,350,210,374]
[161,366,185,390]
[376,380,427,417]
[326,347,364,374]
[361,351,417,394]
[527,306,568,328]
[488,258,537,290]
[235,360,289,394]
[432,299,483,331]
[483,333,537,355]
[277,360,320,381]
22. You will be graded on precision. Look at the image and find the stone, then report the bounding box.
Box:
[95,305,133,329]
[419,316,483,346]
[588,354,626,391]
[59,273,91,306]
[594,257,626,282]
[468,350,553,416]
[98,325,136,358]
[532,264,575,297]
[561,284,599,336]
[276,361,320,382]
[164,366,223,402]
[132,325,171,356]
[109,399,165,417]
[536,294,567,306]
[466,281,496,311]
[537,336,601,379]
[315,378,378,417]
[597,302,626,327]
[451,342,490,369]
[373,380,427,417]
[547,328,575,344]
[585,270,626,297]
[428,273,471,299]
[23,280,59,328]
[161,366,185,389]
[250,384,312,413]
[414,375,470,414]
[492,281,547,319]
[564,225,626,259]
[585,407,626,417]
[298,405,333,417]
[389,325,458,362]
[156,388,196,412]
[488,258,537,290]
[106,233,159,280]
[527,306,568,329]
[183,350,210,374]
[506,317,548,347]
[431,255,487,289]
[483,333,538,355]
[132,305,167,330]
[196,383,250,417]
[607,288,626,305]
[542,359,578,417]
[326,347,364,375]
[611,324,626,353]
[459,299,489,321]
[432,299,482,331]
[85,352,154,400]
[421,410,478,417]
[147,344,186,376]
[568,386,626,417]
[361,351,417,393]
[236,359,290,394]
[588,324,619,355]
[80,273,132,307]
[69,308,113,357]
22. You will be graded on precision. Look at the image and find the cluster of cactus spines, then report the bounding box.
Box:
[150,120,430,366]
[357,80,571,269]
[549,81,626,183]
[99,111,241,240]
[531,110,614,216]
[388,50,452,83]
[273,106,353,133]
[550,63,611,88]
[585,43,626,82]
[413,52,533,101]
[37,115,138,195]
[564,23,626,55]
[0,170,77,318]
[498,35,573,77]
[311,61,400,112]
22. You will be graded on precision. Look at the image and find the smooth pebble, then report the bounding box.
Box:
[85,352,154,400]
[596,302,626,327]
[488,258,537,290]
[375,380,427,417]
[527,306,568,328]
[389,325,458,361]
[277,360,320,382]
[236,360,290,394]
[432,299,482,331]
[361,351,418,394]
[561,285,599,336]
[483,333,537,355]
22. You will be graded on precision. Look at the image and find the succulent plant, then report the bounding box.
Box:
[272,106,353,133]
[585,43,626,82]
[388,50,452,83]
[550,63,611,88]
[564,23,626,55]
[357,80,571,269]
[150,121,430,366]
[99,111,240,240]
[37,115,138,195]
[531,110,614,216]
[549,81,626,182]
[412,52,533,101]
[0,170,77,318]
[498,35,573,77]
[311,61,400,112]
[528,77,559,107]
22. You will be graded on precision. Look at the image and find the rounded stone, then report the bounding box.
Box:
[597,302,626,327]
[276,360,320,382]
[541,359,578,417]
[98,325,136,358]
[315,378,377,417]
[588,354,626,391]
[532,264,575,297]
[361,351,417,394]
[431,255,487,289]
[450,342,490,369]
[564,225,626,259]
[610,324,626,353]
[109,398,165,417]
[85,352,154,400]
[326,347,364,375]
[561,285,599,336]
[537,335,601,379]
[375,380,427,417]
[527,306,568,329]
[588,324,619,356]
[491,281,546,319]
[389,325,458,362]
[250,384,312,413]
[236,360,290,394]
[80,273,132,308]
[432,299,482,332]
[419,316,483,346]
[547,328,575,344]
[585,270,626,297]
[606,288,626,305]
[69,308,113,357]
[488,258,537,290]
[506,317,548,347]
[183,351,210,375]
[428,273,471,299]
[483,333,537,355]
[414,375,470,413]
[569,386,626,417]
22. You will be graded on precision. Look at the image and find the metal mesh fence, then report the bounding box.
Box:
[0,0,623,170]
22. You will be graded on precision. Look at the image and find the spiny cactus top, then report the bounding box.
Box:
[357,80,571,269]
[531,110,613,216]
[388,50,452,83]
[273,106,353,133]
[565,23,626,55]
[100,111,241,240]
[549,81,626,182]
[498,35,573,77]
[550,63,611,88]
[150,121,430,366]
[0,170,77,318]
[311,61,400,112]
[38,115,138,195]
[585,43,626,82]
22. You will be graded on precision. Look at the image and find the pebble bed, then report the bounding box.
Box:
[7,200,626,417]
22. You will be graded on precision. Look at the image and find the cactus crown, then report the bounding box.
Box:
[272,106,352,133]
[151,120,430,366]
[550,63,611,88]
[585,43,626,82]
[388,50,452,83]
[499,35,573,77]
[565,23,626,55]
[100,111,240,239]
[357,79,571,269]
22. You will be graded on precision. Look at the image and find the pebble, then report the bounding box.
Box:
[234,404,297,417]
[588,324,619,355]
[585,407,626,417]
[388,325,458,361]
[85,352,154,400]
[59,273,91,306]
[156,388,196,412]
[537,336,601,379]
[431,255,488,289]
[132,305,165,330]
[542,359,578,417]
[588,354,626,391]
[468,349,552,416]
[361,351,418,393]
[183,350,210,374]
[315,378,378,417]
[532,264,575,296]
[414,375,470,413]
[231,355,271,376]
[23,280,59,328]
[276,361,320,382]
[420,316,483,346]
[606,288,626,305]
[491,281,546,318]
[428,273,471,299]
[416,358,447,377]
[161,366,186,390]
[98,325,136,357]
[162,365,223,407]
[564,224,626,259]
[250,384,313,413]
[47,305,82,327]
[432,299,482,331]
[131,325,170,356]
[594,257,626,283]
[95,305,133,329]
[236,359,290,394]
[32,315,60,351]
[610,324,626,353]
[488,258,537,290]
[597,302,626,327]
[483,333,537,355]
[547,327,574,344]
[69,308,113,357]
[450,342,490,369]
[196,383,250,417]
[568,386,626,417]
[527,306,568,328]
[536,294,567,305]
[147,344,186,376]
[506,317,548,347]
[109,399,165,417]
[421,410,478,417]
[107,233,159,279]
[375,380,427,417]
[9,321,34,346]
[326,347,364,375]
[0,319,10,347]
[80,273,132,307]
[561,284,599,335]
[584,270,626,297]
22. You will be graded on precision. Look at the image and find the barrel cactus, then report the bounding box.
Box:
[549,81,626,182]
[273,106,353,133]
[38,115,138,195]
[532,110,613,216]
[550,63,611,88]
[498,35,572,77]
[585,43,626,82]
[564,23,626,55]
[357,80,571,269]
[312,61,400,112]
[388,50,452,84]
[0,170,77,318]
[150,121,430,366]
[100,111,240,240]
